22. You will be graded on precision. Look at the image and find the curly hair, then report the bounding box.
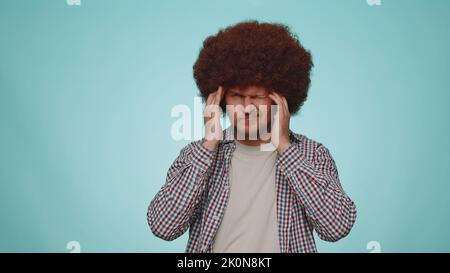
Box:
[193,20,313,115]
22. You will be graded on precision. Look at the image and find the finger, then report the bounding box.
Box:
[268,93,284,112]
[272,92,288,115]
[212,89,221,105]
[207,91,217,105]
[214,86,223,105]
[206,94,213,105]
[218,86,225,102]
[268,93,281,105]
[281,96,289,114]
[268,94,283,117]
[208,85,222,104]
[273,92,284,106]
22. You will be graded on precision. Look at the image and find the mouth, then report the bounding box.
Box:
[241,112,258,119]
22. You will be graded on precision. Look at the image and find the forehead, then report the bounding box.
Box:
[228,85,269,95]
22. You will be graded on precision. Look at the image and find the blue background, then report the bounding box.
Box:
[1,0,449,252]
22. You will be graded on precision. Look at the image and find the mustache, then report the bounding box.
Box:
[238,114,259,120]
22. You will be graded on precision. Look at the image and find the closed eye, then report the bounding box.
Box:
[231,94,267,98]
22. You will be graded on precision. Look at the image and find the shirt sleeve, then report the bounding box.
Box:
[277,143,357,242]
[147,139,216,241]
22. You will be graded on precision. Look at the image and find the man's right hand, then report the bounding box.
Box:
[202,86,224,151]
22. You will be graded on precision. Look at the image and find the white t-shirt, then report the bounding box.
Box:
[212,140,280,253]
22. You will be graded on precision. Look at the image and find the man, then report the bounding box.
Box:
[147,20,356,253]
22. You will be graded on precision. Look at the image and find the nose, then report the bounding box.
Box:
[243,96,253,107]
[242,97,258,116]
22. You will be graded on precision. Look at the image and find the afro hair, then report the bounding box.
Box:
[193,20,313,115]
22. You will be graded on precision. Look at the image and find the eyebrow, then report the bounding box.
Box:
[229,91,267,97]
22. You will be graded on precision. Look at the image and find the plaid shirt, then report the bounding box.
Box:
[147,127,357,253]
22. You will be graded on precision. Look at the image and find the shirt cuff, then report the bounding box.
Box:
[189,139,217,171]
